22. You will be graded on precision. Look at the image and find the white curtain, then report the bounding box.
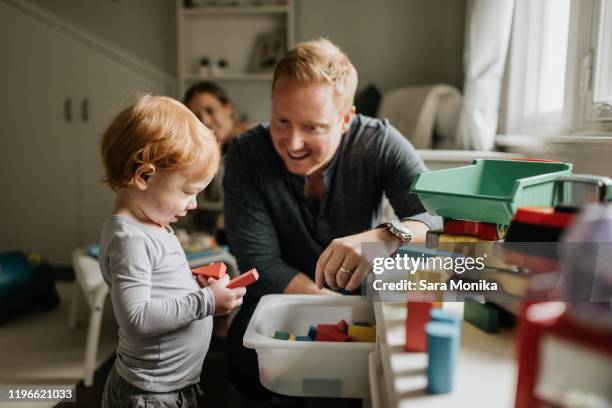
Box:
[456,0,515,150]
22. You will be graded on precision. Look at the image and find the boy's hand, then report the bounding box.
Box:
[209,275,246,316]
[196,275,216,288]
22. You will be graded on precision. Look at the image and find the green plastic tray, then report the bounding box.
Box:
[410,159,572,225]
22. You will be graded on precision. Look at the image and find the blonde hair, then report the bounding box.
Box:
[272,38,358,110]
[101,95,220,191]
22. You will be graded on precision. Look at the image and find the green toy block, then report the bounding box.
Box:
[273,330,290,340]
[463,299,499,333]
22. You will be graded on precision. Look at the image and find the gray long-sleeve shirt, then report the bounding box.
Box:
[99,215,214,392]
[223,114,442,300]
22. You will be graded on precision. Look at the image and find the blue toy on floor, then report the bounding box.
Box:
[0,251,59,325]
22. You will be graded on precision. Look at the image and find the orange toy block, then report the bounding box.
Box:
[191,262,227,279]
[227,268,259,289]
[405,301,433,352]
[315,324,351,342]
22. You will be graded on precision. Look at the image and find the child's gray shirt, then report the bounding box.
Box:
[99,215,214,392]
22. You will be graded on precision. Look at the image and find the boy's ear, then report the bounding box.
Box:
[132,164,156,190]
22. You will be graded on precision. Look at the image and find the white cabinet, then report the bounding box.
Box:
[0,1,166,264]
[176,0,294,122]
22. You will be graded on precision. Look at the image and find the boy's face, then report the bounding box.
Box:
[269,76,355,176]
[136,168,207,228]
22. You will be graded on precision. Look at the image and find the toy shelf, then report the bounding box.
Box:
[373,302,517,407]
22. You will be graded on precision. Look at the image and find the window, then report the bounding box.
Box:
[503,0,612,136]
[591,0,612,120]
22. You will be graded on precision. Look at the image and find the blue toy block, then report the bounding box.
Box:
[307,326,317,340]
[426,322,460,394]
[295,336,313,341]
[430,309,462,339]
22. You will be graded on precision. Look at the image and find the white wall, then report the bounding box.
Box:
[23,0,177,76]
[23,0,465,96]
[295,0,466,93]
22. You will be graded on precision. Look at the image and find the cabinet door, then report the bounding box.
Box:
[0,1,79,264]
[73,45,166,247]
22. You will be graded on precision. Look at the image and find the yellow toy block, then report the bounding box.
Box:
[289,335,296,341]
[348,325,376,342]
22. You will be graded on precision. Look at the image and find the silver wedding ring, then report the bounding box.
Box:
[339,266,353,276]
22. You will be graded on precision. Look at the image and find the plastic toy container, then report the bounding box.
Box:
[243,294,376,398]
[410,159,572,225]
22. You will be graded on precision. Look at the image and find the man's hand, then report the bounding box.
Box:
[284,272,341,295]
[315,220,430,291]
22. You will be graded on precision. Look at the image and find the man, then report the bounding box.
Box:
[223,38,441,400]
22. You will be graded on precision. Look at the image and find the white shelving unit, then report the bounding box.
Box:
[372,302,518,408]
[176,0,294,122]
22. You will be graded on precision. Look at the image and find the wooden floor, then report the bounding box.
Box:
[51,268,361,408]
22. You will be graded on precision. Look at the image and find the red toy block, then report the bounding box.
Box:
[405,301,433,352]
[191,262,227,279]
[335,319,349,334]
[444,219,499,241]
[315,324,351,342]
[226,268,259,289]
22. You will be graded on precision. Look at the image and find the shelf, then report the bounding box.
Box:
[183,72,273,82]
[183,5,288,16]
[374,302,517,408]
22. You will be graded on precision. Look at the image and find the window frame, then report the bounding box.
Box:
[502,0,612,137]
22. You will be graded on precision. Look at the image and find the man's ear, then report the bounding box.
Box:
[132,164,156,190]
[340,105,356,133]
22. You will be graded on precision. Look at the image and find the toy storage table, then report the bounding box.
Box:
[372,302,517,408]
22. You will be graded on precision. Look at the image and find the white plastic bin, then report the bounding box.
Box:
[243,294,376,398]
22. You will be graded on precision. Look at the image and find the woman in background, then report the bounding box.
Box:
[184,81,252,152]
[183,81,253,244]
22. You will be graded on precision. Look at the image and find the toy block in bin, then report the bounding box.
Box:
[307,326,317,340]
[405,301,433,351]
[464,299,498,333]
[348,324,376,342]
[444,219,500,240]
[315,324,351,342]
[295,336,312,341]
[191,262,226,279]
[273,331,290,340]
[227,268,259,289]
[335,319,349,334]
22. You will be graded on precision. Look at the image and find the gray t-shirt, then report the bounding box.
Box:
[223,114,442,300]
[99,215,214,392]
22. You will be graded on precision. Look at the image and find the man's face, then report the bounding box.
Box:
[269,77,354,176]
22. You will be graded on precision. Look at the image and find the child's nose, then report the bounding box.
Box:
[187,196,197,210]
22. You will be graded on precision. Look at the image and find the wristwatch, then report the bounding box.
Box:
[377,219,413,243]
